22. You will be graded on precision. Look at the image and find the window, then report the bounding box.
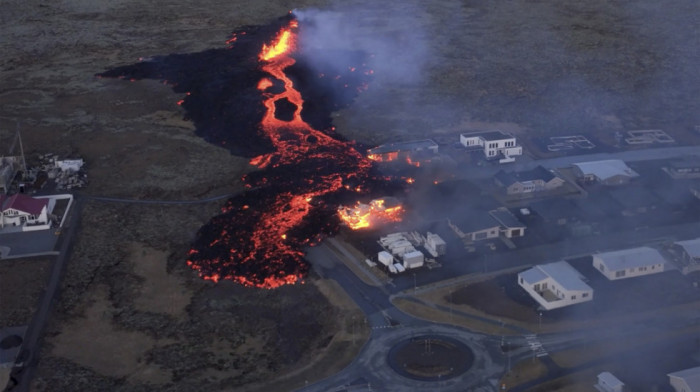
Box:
[542,283,547,289]
[615,270,626,278]
[520,278,523,284]
[571,295,576,300]
[582,293,589,298]
[598,264,605,272]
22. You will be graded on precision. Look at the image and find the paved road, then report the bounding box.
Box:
[302,244,506,392]
[6,199,83,392]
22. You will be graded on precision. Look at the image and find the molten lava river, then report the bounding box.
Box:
[98,15,404,288]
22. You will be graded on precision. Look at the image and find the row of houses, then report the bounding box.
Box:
[518,246,674,311]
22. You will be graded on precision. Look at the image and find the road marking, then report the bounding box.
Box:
[523,334,548,357]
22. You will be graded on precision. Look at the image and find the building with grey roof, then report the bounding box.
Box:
[518,261,593,310]
[592,247,666,281]
[674,238,700,275]
[572,160,639,185]
[448,207,525,242]
[668,365,700,392]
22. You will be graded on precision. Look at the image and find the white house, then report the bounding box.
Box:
[674,238,700,275]
[460,131,522,163]
[595,372,625,392]
[0,193,50,227]
[572,160,639,185]
[518,261,593,310]
[593,247,666,281]
[668,366,700,392]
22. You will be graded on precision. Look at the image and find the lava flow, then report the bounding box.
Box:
[98,15,402,289]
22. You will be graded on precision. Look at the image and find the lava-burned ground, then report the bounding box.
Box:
[98,14,405,288]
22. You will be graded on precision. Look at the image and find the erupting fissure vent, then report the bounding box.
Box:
[98,15,405,289]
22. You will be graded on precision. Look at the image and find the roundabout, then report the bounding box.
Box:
[387,335,475,381]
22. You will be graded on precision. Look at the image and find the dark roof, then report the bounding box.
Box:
[450,209,499,233]
[0,194,48,215]
[368,139,438,155]
[461,131,513,141]
[669,156,700,169]
[489,208,525,228]
[530,199,581,221]
[494,170,517,186]
[608,186,660,209]
[494,165,556,186]
[519,166,556,182]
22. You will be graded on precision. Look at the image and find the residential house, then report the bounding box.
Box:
[593,247,666,281]
[460,131,522,163]
[674,238,700,275]
[0,193,51,227]
[448,210,501,242]
[448,208,525,242]
[664,156,700,179]
[572,160,639,185]
[518,261,593,310]
[668,366,700,392]
[595,372,625,392]
[494,165,565,195]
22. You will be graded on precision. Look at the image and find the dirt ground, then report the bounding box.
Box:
[1,0,698,390]
[0,257,52,327]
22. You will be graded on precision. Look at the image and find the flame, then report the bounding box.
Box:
[257,78,274,90]
[260,28,295,61]
[338,198,404,230]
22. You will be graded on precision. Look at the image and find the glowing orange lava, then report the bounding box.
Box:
[338,197,403,230]
[187,18,375,289]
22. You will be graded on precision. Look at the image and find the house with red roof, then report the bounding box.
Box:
[0,193,50,227]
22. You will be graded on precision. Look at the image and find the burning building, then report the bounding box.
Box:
[367,139,438,166]
[338,197,403,230]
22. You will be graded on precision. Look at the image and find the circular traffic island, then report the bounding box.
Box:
[387,335,474,381]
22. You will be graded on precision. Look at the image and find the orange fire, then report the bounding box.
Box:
[338,198,403,230]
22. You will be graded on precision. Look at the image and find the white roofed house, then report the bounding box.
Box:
[593,247,666,281]
[460,131,522,163]
[572,160,639,185]
[518,261,593,310]
[668,366,700,392]
[595,372,625,392]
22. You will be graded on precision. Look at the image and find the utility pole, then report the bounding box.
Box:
[16,123,27,176]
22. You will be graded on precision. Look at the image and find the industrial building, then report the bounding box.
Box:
[518,261,593,310]
[494,165,565,195]
[459,131,522,163]
[376,231,447,273]
[572,160,639,185]
[424,232,447,257]
[668,366,700,392]
[592,247,666,281]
